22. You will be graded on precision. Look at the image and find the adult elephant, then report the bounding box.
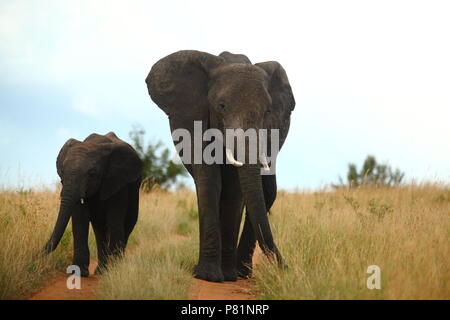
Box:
[43,132,142,277]
[146,50,295,282]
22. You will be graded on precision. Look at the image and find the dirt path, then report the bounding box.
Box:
[189,247,261,300]
[28,246,262,300]
[29,260,99,300]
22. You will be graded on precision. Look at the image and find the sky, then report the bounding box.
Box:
[1,0,449,190]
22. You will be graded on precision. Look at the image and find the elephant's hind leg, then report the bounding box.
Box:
[91,222,108,274]
[89,198,108,274]
[105,187,128,260]
[124,179,140,248]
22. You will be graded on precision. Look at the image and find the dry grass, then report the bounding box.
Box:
[253,184,450,299]
[96,190,199,299]
[0,189,71,299]
[0,188,199,300]
[0,184,449,299]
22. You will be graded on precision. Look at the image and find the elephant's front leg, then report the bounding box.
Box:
[71,204,90,277]
[220,165,244,281]
[193,165,224,282]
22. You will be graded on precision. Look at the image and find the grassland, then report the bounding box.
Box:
[0,188,199,300]
[254,185,450,299]
[0,184,449,299]
[96,191,199,299]
[0,189,71,299]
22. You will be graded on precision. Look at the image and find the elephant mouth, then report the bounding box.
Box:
[225,148,243,167]
[259,153,270,172]
[225,147,270,173]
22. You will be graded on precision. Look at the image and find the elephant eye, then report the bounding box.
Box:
[218,103,226,110]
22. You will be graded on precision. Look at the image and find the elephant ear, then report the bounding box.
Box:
[56,138,80,178]
[256,61,296,148]
[145,50,224,120]
[100,143,143,200]
[256,61,295,115]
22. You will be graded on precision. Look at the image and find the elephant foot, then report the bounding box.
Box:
[73,256,90,277]
[74,265,89,277]
[222,268,238,282]
[236,261,253,279]
[194,261,224,282]
[222,258,238,281]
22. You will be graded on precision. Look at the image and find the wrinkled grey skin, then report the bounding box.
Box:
[146,50,295,282]
[43,132,142,276]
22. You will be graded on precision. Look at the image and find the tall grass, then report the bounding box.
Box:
[0,189,71,299]
[1,184,448,299]
[253,184,450,299]
[96,190,199,299]
[0,188,199,300]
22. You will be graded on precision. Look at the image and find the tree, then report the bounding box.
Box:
[337,155,405,188]
[129,125,187,191]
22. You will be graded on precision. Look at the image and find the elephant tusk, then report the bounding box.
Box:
[225,148,243,167]
[260,153,270,172]
[80,198,84,205]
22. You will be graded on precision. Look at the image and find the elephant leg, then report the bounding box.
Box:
[193,164,224,282]
[237,174,277,278]
[219,165,244,282]
[89,197,108,274]
[71,204,90,277]
[124,179,140,248]
[105,187,128,260]
[92,222,108,274]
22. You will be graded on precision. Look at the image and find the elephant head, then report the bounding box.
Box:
[146,50,295,264]
[43,132,142,253]
[146,50,294,167]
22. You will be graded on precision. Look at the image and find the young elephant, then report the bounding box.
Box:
[43,132,142,277]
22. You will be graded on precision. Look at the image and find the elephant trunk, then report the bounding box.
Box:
[43,187,75,253]
[237,164,284,265]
